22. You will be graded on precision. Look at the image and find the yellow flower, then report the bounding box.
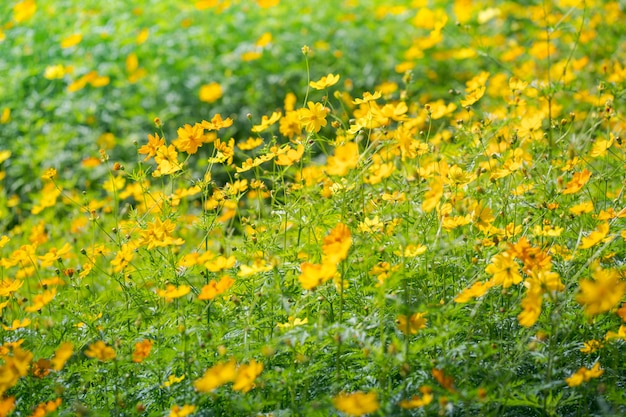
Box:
[132,339,153,363]
[204,255,236,272]
[157,284,191,302]
[0,396,15,416]
[153,144,183,176]
[43,64,67,80]
[139,218,185,249]
[60,33,82,49]
[232,359,263,392]
[460,85,486,107]
[168,404,196,417]
[333,391,379,416]
[51,343,73,371]
[580,340,603,354]
[299,102,328,133]
[454,280,494,303]
[579,222,611,249]
[562,169,592,194]
[194,359,237,392]
[198,276,234,301]
[84,341,116,362]
[298,262,336,290]
[309,73,340,90]
[396,312,427,335]
[322,223,352,264]
[325,142,359,177]
[352,91,381,105]
[485,252,522,288]
[275,144,305,166]
[162,374,185,388]
[41,168,57,180]
[24,288,56,312]
[576,266,626,316]
[173,123,208,154]
[199,82,222,103]
[13,0,37,23]
[399,386,433,409]
[565,362,603,387]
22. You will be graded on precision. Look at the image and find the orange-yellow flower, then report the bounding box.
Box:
[396,312,427,335]
[173,123,208,154]
[299,102,328,133]
[322,223,352,264]
[565,362,603,387]
[399,386,433,409]
[157,284,191,302]
[562,169,592,194]
[576,266,626,316]
[84,341,116,362]
[168,404,196,417]
[485,252,522,288]
[298,262,336,290]
[579,222,611,249]
[198,276,235,301]
[309,73,340,90]
[333,391,379,416]
[51,343,73,371]
[232,359,263,393]
[132,339,153,363]
[194,359,237,392]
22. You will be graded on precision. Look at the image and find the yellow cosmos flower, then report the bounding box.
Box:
[199,82,222,103]
[84,341,116,362]
[132,339,153,363]
[333,391,379,416]
[576,266,625,316]
[51,343,73,371]
[232,359,263,392]
[485,252,522,288]
[157,284,191,302]
[198,276,234,301]
[565,362,603,387]
[397,312,427,335]
[309,73,340,90]
[60,33,82,49]
[194,359,237,392]
[562,169,592,194]
[168,404,196,417]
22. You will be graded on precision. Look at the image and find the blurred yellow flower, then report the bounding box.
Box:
[85,341,116,362]
[199,82,223,103]
[232,359,263,392]
[576,266,625,316]
[51,342,73,371]
[194,359,236,392]
[333,391,379,416]
[60,33,82,49]
[157,284,191,302]
[132,339,153,363]
[562,169,592,194]
[13,0,37,23]
[0,109,10,124]
[309,73,340,90]
[168,404,196,417]
[565,362,603,387]
[397,312,427,335]
[198,276,234,301]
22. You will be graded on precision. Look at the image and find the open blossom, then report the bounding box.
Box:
[309,73,340,90]
[333,391,379,416]
[576,266,625,316]
[299,101,328,133]
[485,251,522,288]
[84,341,116,362]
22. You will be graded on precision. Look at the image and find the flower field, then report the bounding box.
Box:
[0,0,625,416]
